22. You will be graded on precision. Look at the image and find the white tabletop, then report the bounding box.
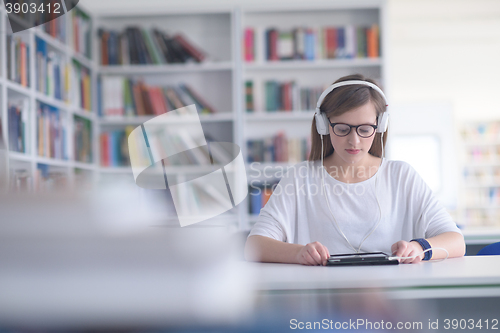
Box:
[249,256,500,299]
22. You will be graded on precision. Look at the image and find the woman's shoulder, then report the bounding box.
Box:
[383,159,421,179]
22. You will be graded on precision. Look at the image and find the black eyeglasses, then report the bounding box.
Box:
[328,119,378,138]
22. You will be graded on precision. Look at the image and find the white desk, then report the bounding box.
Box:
[250,256,500,299]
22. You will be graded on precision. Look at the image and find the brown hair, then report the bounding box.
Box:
[308,74,388,161]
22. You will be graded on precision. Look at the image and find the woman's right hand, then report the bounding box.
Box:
[295,241,330,266]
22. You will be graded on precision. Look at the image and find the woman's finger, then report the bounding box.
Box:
[316,245,329,265]
[307,247,323,265]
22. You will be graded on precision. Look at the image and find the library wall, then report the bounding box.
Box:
[388,0,500,121]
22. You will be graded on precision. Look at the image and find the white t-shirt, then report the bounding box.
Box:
[248,159,462,255]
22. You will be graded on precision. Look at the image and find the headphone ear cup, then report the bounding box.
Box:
[315,111,330,136]
[376,112,389,133]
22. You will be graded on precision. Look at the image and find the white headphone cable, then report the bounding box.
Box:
[320,133,384,253]
[388,247,449,262]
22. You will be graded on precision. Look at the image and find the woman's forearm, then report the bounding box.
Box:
[426,231,466,259]
[244,235,303,263]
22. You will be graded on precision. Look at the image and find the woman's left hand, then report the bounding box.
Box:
[391,240,425,264]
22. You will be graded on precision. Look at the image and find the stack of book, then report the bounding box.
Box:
[72,61,92,111]
[37,102,66,160]
[100,78,215,117]
[74,116,92,163]
[71,8,91,58]
[247,132,310,163]
[36,37,68,101]
[99,127,133,167]
[6,36,30,87]
[246,80,324,112]
[248,181,279,216]
[8,100,29,153]
[99,27,206,65]
[244,24,380,61]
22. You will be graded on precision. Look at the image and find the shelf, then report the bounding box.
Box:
[73,161,97,170]
[99,112,234,125]
[71,52,93,69]
[245,110,315,121]
[243,58,382,71]
[35,29,68,53]
[35,92,69,110]
[5,80,31,96]
[72,108,96,120]
[99,61,234,75]
[36,156,70,167]
[8,151,33,162]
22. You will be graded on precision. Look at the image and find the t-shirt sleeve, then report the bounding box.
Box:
[403,162,463,239]
[247,169,297,242]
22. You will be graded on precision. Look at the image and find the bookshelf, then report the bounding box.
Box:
[1,1,390,230]
[240,3,388,229]
[93,9,241,228]
[0,3,98,193]
[460,120,500,231]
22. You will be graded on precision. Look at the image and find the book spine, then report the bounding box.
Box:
[245,80,254,112]
[244,27,254,62]
[173,34,206,62]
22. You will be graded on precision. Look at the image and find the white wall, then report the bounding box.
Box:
[387,0,500,121]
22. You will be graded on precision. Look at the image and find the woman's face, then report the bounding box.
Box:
[328,101,378,166]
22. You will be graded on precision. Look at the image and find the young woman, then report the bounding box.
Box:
[244,74,465,265]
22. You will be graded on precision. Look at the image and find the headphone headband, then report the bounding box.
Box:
[315,80,388,111]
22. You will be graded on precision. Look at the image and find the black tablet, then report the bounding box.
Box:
[327,252,399,266]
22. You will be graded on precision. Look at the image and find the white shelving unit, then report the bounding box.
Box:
[1,1,390,230]
[459,120,500,236]
[0,4,98,193]
[93,8,242,228]
[240,2,388,229]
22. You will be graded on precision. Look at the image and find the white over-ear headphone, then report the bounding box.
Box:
[314,80,389,136]
[316,79,389,253]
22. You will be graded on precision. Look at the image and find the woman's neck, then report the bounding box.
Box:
[323,153,381,183]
